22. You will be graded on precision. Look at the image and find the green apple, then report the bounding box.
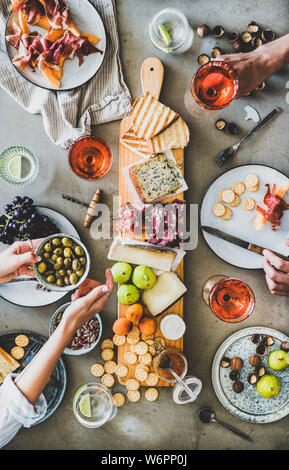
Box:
[132,265,157,290]
[256,374,281,398]
[117,284,140,305]
[269,350,289,371]
[111,262,132,283]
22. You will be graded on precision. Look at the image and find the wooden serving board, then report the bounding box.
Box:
[117,58,185,387]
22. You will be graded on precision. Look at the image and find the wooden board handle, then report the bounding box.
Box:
[141,57,164,100]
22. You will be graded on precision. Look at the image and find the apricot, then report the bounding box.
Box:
[139,317,157,336]
[112,318,132,336]
[126,304,143,325]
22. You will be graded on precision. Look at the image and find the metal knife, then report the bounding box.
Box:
[201,226,289,261]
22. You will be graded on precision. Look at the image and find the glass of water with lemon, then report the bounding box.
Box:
[73,383,117,428]
[0,146,39,186]
[148,8,194,54]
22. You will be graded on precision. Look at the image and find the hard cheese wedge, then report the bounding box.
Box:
[142,272,187,317]
[0,347,20,384]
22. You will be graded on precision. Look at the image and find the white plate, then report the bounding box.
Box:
[200,164,289,269]
[212,327,289,424]
[0,206,79,307]
[5,0,106,91]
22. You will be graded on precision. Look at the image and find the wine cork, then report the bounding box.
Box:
[84,189,103,228]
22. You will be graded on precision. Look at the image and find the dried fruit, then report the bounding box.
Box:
[241,31,252,43]
[232,381,244,393]
[230,357,243,371]
[226,123,239,135]
[256,366,266,377]
[211,47,222,58]
[247,373,259,385]
[247,21,260,36]
[215,119,227,131]
[212,25,225,38]
[249,354,261,367]
[251,334,261,344]
[139,317,157,336]
[229,370,240,381]
[198,54,210,65]
[281,341,289,352]
[233,40,242,52]
[255,82,266,91]
[265,335,274,346]
[261,29,275,43]
[220,357,230,368]
[126,303,143,324]
[227,31,239,42]
[256,342,268,356]
[112,318,132,336]
[197,24,210,37]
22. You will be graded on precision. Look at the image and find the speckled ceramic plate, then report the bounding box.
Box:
[0,330,67,425]
[212,327,289,423]
[201,164,289,269]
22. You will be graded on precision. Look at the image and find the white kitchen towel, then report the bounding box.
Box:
[0,0,132,148]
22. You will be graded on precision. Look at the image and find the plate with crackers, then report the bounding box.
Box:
[201,164,289,269]
[0,330,67,424]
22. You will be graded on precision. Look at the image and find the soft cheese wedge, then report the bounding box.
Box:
[142,272,187,317]
[108,242,176,272]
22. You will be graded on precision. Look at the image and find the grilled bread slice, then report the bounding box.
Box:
[0,346,20,384]
[147,117,190,154]
[130,92,179,140]
[129,154,181,203]
[120,129,152,159]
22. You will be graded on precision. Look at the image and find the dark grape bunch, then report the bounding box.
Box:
[0,196,60,245]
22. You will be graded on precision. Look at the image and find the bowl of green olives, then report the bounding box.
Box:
[34,234,90,291]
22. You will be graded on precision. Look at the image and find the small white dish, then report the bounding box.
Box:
[160,313,186,340]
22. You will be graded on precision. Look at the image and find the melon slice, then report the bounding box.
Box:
[81,33,100,45]
[39,58,60,88]
[44,28,65,41]
[36,15,51,30]
[18,10,29,34]
[254,181,289,232]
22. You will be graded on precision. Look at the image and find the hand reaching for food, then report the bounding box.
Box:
[263,240,289,296]
[0,240,42,284]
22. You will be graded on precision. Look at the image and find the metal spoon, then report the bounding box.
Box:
[158,354,196,400]
[199,408,252,442]
[215,107,281,167]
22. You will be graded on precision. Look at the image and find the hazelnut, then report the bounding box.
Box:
[251,334,261,344]
[211,47,222,58]
[241,31,252,43]
[247,21,260,36]
[212,25,225,38]
[261,29,275,43]
[256,342,268,356]
[249,354,261,367]
[230,357,243,371]
[232,381,244,393]
[256,366,266,377]
[281,341,289,352]
[197,24,210,37]
[220,357,230,368]
[255,37,263,48]
[198,54,210,65]
[227,31,239,43]
[255,82,266,91]
[226,122,239,135]
[215,119,227,131]
[229,370,240,381]
[265,335,274,346]
[247,373,259,385]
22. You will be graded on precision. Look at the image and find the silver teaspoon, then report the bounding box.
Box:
[198,408,252,442]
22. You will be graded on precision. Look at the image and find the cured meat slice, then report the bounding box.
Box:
[256,184,289,231]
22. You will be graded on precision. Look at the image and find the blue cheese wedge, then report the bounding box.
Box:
[142,272,187,317]
[129,154,181,203]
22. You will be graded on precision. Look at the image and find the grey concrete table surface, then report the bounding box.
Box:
[1,0,289,451]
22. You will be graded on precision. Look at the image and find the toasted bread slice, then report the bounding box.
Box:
[147,117,190,154]
[0,346,20,384]
[130,92,179,140]
[120,129,151,159]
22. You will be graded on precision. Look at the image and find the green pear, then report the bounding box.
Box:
[269,350,289,371]
[256,374,281,398]
[111,262,132,283]
[132,265,157,290]
[117,284,140,305]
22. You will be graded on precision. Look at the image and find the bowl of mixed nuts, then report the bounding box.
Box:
[34,234,90,292]
[49,302,102,356]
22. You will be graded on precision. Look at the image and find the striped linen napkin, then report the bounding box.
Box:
[0,0,132,148]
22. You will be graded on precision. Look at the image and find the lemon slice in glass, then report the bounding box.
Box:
[158,24,172,46]
[78,393,92,418]
[8,156,22,180]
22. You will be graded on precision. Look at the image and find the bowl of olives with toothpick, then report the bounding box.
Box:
[34,234,90,292]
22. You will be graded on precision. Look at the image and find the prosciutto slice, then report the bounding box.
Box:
[256,184,289,230]
[12,32,52,70]
[6,22,22,49]
[12,0,44,25]
[43,0,71,29]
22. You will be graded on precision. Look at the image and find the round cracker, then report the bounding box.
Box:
[115,364,128,378]
[148,345,156,356]
[126,378,140,391]
[104,360,117,374]
[15,334,29,347]
[127,336,140,345]
[101,348,114,361]
[91,363,105,377]
[220,189,235,203]
[141,334,155,341]
[212,202,226,217]
[145,387,159,402]
[11,346,24,360]
[124,351,137,365]
[136,363,149,373]
[135,367,148,382]
[245,174,259,189]
[228,195,240,207]
[232,182,246,195]
[242,197,256,211]
[112,334,126,346]
[145,372,159,386]
[101,338,114,350]
[101,373,115,388]
[128,326,140,337]
[134,341,149,355]
[145,339,154,345]
[221,207,233,221]
[138,353,152,366]
[247,184,259,193]
[127,390,140,402]
[112,392,126,407]
[154,338,166,348]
